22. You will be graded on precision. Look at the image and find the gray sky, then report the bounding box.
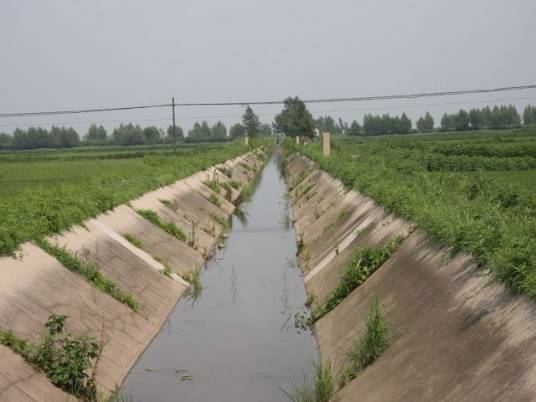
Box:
[1,0,535,135]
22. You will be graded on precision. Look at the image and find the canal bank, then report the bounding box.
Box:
[122,152,318,402]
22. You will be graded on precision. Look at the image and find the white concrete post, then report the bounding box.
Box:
[322,132,331,157]
[244,136,249,146]
[295,136,300,144]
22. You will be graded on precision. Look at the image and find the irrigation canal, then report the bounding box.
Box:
[122,152,318,401]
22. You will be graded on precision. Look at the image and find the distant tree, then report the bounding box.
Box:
[523,105,536,125]
[166,125,184,142]
[454,109,470,131]
[229,123,245,139]
[347,120,361,136]
[188,121,212,142]
[416,112,434,132]
[273,96,315,138]
[86,124,107,141]
[260,123,272,136]
[0,133,12,149]
[315,116,337,133]
[399,113,412,134]
[211,121,227,140]
[337,118,348,134]
[242,106,261,137]
[50,126,80,148]
[468,109,482,130]
[112,124,145,145]
[143,126,161,144]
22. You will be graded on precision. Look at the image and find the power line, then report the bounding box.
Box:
[2,94,536,128]
[1,83,536,118]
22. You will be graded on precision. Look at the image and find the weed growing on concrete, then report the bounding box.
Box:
[122,233,144,250]
[280,360,335,402]
[0,315,101,400]
[289,171,307,192]
[159,198,179,212]
[184,268,203,302]
[313,237,404,320]
[207,193,221,207]
[203,180,221,194]
[339,298,392,387]
[239,161,251,172]
[154,256,173,278]
[188,221,197,248]
[36,239,140,311]
[136,209,187,243]
[229,180,241,190]
[218,165,233,178]
[220,182,233,201]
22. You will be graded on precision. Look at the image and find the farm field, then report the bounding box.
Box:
[0,141,249,255]
[290,127,536,299]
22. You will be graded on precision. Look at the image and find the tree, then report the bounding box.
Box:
[211,121,227,140]
[273,96,315,138]
[143,126,161,144]
[86,124,107,141]
[524,105,536,126]
[469,109,482,130]
[112,124,145,145]
[260,123,272,136]
[187,121,212,142]
[399,113,412,134]
[242,106,260,137]
[347,120,361,136]
[416,112,434,132]
[229,123,245,139]
[166,125,184,142]
[0,133,12,149]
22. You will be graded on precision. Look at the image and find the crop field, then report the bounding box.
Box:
[0,141,249,255]
[290,127,536,299]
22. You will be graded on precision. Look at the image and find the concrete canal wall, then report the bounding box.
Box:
[285,152,536,402]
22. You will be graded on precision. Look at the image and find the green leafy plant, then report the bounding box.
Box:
[0,315,101,399]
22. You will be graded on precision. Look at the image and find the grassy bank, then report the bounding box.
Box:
[0,141,249,255]
[286,128,536,299]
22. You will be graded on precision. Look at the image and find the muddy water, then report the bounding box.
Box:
[122,153,318,402]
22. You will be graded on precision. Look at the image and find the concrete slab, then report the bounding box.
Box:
[96,205,205,276]
[0,243,161,393]
[49,219,188,327]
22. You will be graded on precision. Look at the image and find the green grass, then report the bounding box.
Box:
[207,193,221,207]
[0,141,248,255]
[339,298,392,387]
[122,233,145,250]
[36,239,140,311]
[286,127,536,300]
[314,237,404,320]
[281,360,335,402]
[136,209,187,243]
[0,315,101,399]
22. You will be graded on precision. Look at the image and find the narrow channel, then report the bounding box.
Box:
[122,151,318,402]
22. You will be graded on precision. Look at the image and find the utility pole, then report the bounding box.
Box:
[171,97,177,154]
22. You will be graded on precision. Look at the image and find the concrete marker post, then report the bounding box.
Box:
[296,135,300,145]
[322,132,331,157]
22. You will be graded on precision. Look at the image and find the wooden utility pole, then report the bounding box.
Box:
[171,97,177,154]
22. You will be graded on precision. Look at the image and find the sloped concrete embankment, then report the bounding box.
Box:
[285,153,536,402]
[0,149,266,401]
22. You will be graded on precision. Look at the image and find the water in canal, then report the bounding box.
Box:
[122,152,318,401]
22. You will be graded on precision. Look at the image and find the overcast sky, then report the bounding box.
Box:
[1,0,535,134]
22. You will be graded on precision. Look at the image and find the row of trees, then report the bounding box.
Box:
[0,109,274,149]
[1,126,81,150]
[439,105,522,132]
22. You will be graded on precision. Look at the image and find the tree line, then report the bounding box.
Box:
[0,108,273,150]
